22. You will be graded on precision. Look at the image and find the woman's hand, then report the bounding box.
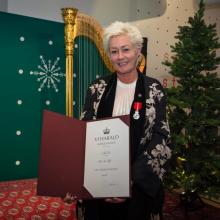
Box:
[63,192,77,204]
[105,197,126,203]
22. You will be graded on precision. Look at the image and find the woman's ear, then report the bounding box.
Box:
[136,46,142,56]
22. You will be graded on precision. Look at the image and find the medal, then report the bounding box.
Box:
[133,111,140,119]
[133,102,142,120]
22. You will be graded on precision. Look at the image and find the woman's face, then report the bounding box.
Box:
[108,34,140,77]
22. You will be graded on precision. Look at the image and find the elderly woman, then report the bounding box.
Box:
[78,21,171,220]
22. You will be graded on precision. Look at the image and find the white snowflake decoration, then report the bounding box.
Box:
[31,55,65,92]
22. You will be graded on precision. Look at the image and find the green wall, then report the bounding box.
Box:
[0,12,112,181]
[0,12,65,181]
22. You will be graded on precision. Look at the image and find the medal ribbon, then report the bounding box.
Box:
[134,102,142,111]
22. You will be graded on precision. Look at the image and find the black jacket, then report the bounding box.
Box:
[80,71,172,199]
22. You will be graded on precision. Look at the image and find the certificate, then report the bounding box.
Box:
[84,118,130,198]
[37,110,130,199]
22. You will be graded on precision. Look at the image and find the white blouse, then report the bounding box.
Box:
[112,78,137,117]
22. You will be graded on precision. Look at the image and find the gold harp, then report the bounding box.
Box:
[62,8,113,118]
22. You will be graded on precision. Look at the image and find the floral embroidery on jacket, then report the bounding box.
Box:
[144,138,171,180]
[80,79,107,120]
[141,83,164,145]
[141,82,171,180]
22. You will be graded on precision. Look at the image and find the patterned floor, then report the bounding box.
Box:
[0,179,220,220]
[0,179,76,220]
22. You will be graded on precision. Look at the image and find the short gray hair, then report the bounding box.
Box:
[103,21,143,52]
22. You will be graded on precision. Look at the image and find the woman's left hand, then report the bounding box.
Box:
[105,197,126,203]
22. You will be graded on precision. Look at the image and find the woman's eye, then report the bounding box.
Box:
[123,48,130,52]
[110,50,117,55]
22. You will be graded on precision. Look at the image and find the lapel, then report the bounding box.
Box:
[96,73,117,119]
[130,72,147,160]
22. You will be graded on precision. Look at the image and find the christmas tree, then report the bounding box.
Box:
[163,0,220,199]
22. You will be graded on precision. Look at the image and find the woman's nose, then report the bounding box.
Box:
[117,50,124,59]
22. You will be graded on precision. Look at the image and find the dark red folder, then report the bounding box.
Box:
[37,110,129,199]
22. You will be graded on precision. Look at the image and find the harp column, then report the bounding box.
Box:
[62,8,78,117]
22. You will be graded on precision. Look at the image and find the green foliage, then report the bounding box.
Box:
[163,0,220,199]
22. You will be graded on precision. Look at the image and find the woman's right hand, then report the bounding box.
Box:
[63,192,77,204]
